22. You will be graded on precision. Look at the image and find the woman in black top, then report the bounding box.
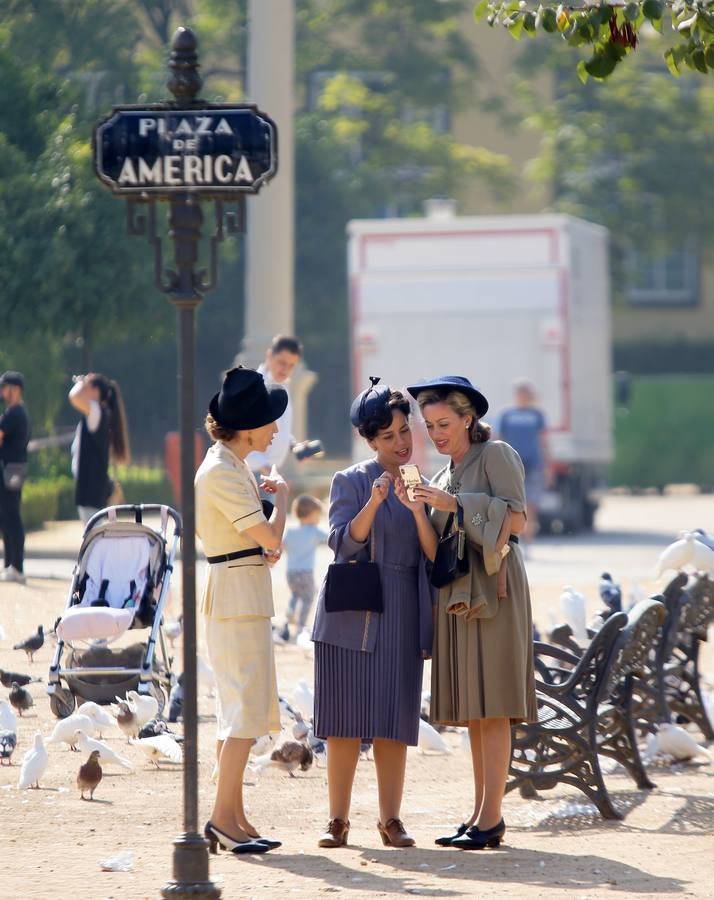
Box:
[69,374,130,523]
[0,371,30,583]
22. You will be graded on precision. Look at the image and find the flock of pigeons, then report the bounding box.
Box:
[2,526,712,809]
[1,664,184,800]
[546,528,714,765]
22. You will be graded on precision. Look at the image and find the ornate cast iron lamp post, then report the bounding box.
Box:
[93,26,277,898]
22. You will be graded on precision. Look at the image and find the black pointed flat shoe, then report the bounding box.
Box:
[452,819,505,850]
[434,822,469,847]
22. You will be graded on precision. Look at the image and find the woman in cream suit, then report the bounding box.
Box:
[195,366,289,855]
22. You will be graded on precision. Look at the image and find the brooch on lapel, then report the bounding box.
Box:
[471,513,484,527]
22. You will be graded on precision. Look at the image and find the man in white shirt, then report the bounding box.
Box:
[247,335,303,476]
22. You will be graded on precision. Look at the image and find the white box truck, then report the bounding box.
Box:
[348,213,613,532]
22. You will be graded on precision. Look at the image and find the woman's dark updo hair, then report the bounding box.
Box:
[358,390,411,441]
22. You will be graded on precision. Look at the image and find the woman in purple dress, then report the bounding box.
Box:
[312,379,436,849]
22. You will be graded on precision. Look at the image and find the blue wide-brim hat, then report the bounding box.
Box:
[406,375,489,418]
[209,366,288,431]
[350,376,393,428]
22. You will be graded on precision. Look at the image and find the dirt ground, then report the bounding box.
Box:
[0,492,712,900]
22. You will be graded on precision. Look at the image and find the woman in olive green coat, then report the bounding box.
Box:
[408,376,537,852]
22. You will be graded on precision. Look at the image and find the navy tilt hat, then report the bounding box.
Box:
[209,366,288,431]
[350,376,393,428]
[0,371,25,390]
[406,375,489,418]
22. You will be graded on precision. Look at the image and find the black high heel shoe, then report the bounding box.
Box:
[434,823,469,847]
[204,821,271,854]
[451,819,505,850]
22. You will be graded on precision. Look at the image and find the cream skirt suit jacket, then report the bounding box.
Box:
[195,441,281,740]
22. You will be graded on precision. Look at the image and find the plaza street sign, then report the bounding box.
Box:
[93,104,278,197]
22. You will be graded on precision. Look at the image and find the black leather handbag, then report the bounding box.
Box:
[430,504,469,589]
[324,530,383,614]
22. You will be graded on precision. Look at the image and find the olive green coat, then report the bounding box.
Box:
[430,440,538,725]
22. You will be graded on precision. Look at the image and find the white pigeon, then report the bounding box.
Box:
[76,701,116,738]
[292,713,309,743]
[130,734,183,767]
[122,691,159,728]
[296,628,314,656]
[74,730,133,771]
[418,718,451,755]
[164,615,183,649]
[293,680,314,719]
[250,733,276,758]
[655,723,712,762]
[0,699,17,733]
[47,714,96,750]
[655,534,697,578]
[18,732,49,789]
[691,538,714,574]
[559,586,587,642]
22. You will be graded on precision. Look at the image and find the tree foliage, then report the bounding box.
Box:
[474,0,714,80]
[512,37,714,299]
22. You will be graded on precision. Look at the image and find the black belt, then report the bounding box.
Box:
[509,535,519,544]
[206,548,263,564]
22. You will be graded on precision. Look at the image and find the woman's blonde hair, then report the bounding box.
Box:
[416,389,491,444]
[204,412,237,443]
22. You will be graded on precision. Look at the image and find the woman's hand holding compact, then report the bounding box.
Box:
[394,477,425,514]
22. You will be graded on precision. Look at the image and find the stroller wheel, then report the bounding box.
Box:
[49,687,76,719]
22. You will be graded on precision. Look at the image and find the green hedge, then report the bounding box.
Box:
[614,340,714,375]
[610,375,714,488]
[20,467,174,531]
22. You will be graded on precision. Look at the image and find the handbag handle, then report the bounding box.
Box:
[439,503,464,539]
[439,504,465,560]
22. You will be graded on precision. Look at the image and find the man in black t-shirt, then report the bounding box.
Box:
[0,371,30,583]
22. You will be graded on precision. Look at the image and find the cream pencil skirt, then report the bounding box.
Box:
[204,615,281,740]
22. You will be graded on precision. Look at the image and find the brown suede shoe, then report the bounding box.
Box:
[377,818,415,847]
[318,818,350,848]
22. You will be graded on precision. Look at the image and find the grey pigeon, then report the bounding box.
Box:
[9,681,34,717]
[139,717,184,742]
[0,729,17,764]
[0,669,42,689]
[168,674,184,723]
[13,626,44,663]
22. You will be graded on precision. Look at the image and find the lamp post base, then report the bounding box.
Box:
[160,832,221,899]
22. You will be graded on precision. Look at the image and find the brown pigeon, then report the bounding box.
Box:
[77,749,103,800]
[249,740,313,777]
[9,682,33,717]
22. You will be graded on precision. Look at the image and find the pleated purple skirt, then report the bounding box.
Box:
[314,562,423,746]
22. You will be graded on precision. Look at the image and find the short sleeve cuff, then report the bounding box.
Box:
[233,508,266,532]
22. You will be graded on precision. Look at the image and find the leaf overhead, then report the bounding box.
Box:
[474,0,714,79]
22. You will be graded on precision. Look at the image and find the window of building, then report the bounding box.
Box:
[626,241,700,307]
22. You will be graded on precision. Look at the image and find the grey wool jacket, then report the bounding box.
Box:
[312,458,435,655]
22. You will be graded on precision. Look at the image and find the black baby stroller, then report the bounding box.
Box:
[47,504,181,718]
